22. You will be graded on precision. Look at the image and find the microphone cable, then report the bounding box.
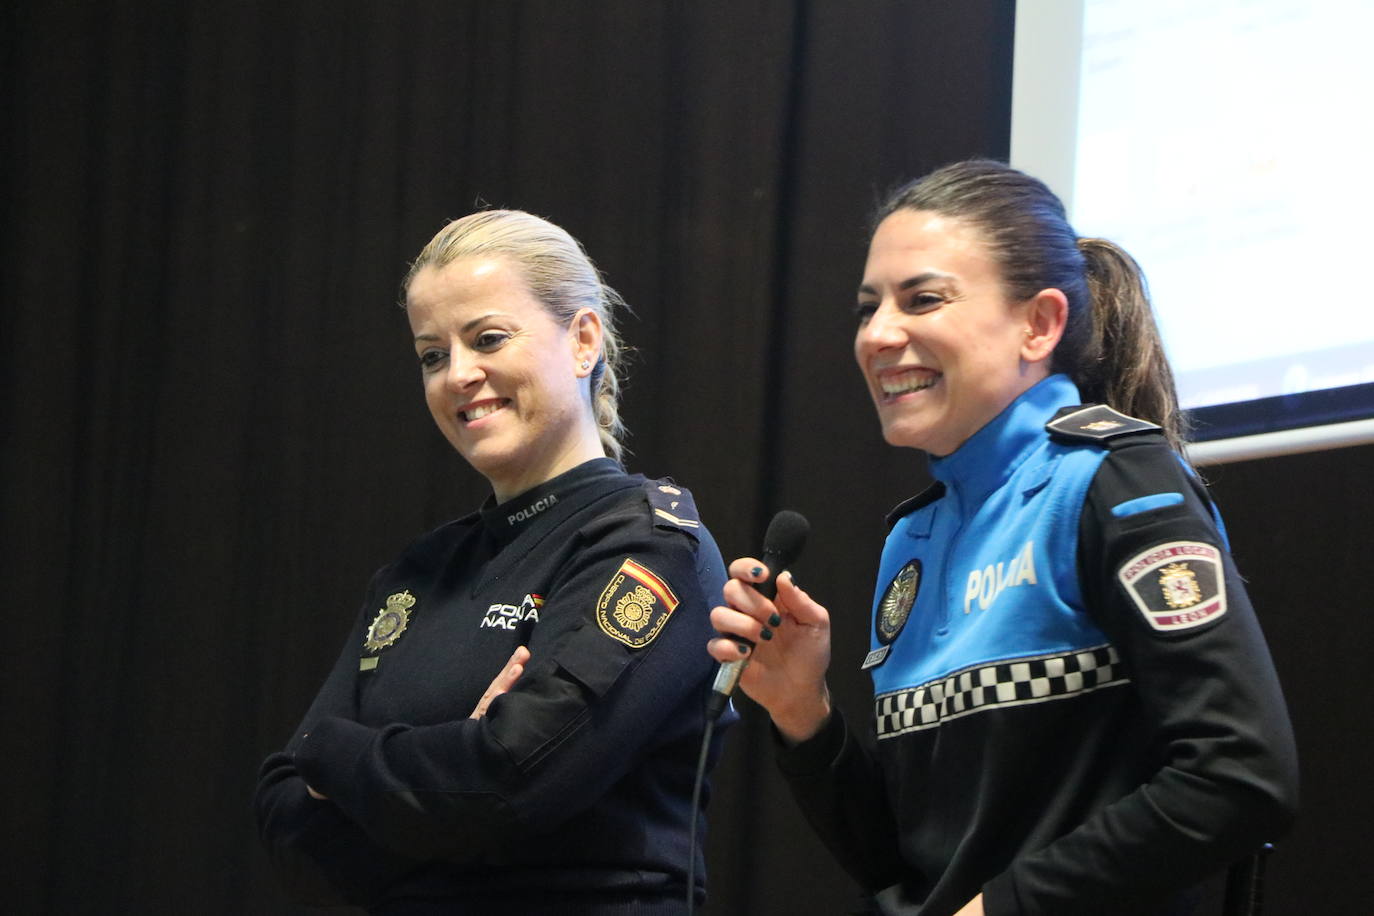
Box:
[686,510,809,915]
[686,712,717,916]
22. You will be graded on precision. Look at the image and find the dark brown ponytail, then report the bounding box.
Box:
[1076,238,1188,450]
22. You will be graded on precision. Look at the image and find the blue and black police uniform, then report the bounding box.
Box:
[778,374,1298,915]
[255,458,733,914]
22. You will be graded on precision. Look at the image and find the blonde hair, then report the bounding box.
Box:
[403,210,630,463]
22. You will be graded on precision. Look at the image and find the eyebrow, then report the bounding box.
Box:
[413,312,506,344]
[857,271,957,297]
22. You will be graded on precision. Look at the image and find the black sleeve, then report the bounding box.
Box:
[776,707,910,893]
[289,510,721,861]
[987,441,1299,913]
[252,573,421,906]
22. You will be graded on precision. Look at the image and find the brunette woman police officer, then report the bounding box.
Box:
[709,160,1298,916]
[256,210,732,914]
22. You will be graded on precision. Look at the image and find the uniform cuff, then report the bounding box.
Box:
[294,715,375,807]
[774,706,849,777]
[980,871,1020,916]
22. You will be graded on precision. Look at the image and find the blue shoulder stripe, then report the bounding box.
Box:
[1110,492,1185,518]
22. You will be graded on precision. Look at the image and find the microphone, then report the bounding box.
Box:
[705,510,809,721]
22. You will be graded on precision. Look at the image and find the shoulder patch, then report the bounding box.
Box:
[1047,404,1161,445]
[1117,540,1227,633]
[886,482,946,530]
[642,478,701,531]
[595,558,680,648]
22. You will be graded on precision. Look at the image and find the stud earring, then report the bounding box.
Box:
[580,360,591,370]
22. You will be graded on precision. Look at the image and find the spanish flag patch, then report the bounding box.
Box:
[595,558,680,648]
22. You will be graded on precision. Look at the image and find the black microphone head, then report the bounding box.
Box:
[762,509,809,568]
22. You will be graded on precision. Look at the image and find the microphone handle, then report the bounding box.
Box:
[705,547,787,719]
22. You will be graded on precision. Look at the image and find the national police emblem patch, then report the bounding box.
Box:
[1117,541,1227,632]
[596,558,679,648]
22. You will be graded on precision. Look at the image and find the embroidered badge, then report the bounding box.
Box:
[364,590,417,652]
[1117,541,1227,632]
[877,560,921,644]
[1159,563,1202,608]
[596,558,679,648]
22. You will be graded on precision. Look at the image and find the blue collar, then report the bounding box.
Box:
[928,374,1081,503]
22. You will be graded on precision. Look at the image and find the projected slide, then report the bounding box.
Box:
[1070,0,1374,411]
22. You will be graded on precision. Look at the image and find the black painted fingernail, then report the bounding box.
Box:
[750,566,764,578]
[768,612,782,627]
[760,627,774,641]
[737,642,750,655]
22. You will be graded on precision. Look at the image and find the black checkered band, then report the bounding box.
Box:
[874,645,1129,739]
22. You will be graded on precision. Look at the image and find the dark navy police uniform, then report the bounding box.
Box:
[255,458,733,914]
[778,374,1297,916]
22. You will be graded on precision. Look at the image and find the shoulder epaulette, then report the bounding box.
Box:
[1046,403,1161,446]
[885,481,946,529]
[642,478,702,533]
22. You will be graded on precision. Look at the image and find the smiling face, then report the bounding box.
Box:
[855,209,1060,456]
[406,256,605,502]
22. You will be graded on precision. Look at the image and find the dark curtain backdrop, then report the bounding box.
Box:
[3,2,1367,913]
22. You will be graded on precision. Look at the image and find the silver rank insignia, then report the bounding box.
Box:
[1117,540,1227,632]
[595,558,679,648]
[364,590,417,652]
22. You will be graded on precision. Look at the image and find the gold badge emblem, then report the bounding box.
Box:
[877,560,921,644]
[1158,563,1202,609]
[1083,419,1124,432]
[364,590,417,652]
[596,559,679,648]
[613,585,656,632]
